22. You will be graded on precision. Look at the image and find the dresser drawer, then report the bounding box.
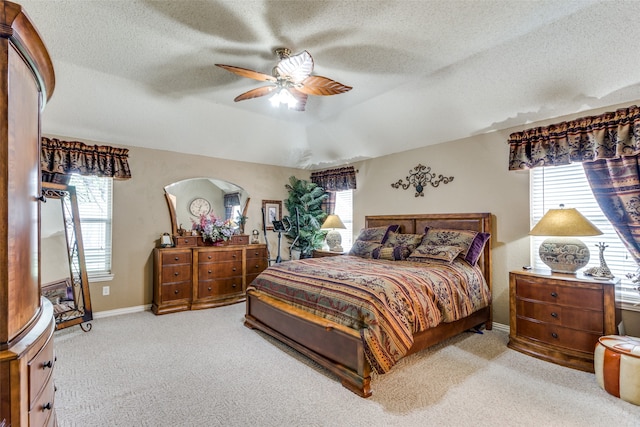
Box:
[174,236,198,247]
[198,277,243,298]
[199,250,242,263]
[516,299,604,333]
[246,247,267,260]
[29,336,55,405]
[515,278,603,310]
[161,251,191,265]
[247,258,268,275]
[28,376,55,427]
[161,265,192,284]
[198,261,242,280]
[516,317,601,353]
[160,282,191,302]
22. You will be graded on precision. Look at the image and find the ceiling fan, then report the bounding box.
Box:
[215,48,352,111]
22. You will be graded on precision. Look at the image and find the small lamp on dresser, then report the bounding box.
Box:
[529,204,603,274]
[321,214,346,252]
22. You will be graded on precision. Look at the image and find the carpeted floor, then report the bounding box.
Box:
[52,303,640,426]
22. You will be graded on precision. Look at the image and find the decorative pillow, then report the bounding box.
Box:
[375,232,425,261]
[407,245,463,263]
[349,240,383,258]
[421,228,490,265]
[353,225,399,244]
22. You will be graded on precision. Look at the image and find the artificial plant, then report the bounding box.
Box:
[283,176,328,258]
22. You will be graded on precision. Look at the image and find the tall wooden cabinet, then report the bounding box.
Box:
[0,2,56,426]
[152,244,268,314]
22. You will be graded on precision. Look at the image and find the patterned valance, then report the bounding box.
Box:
[508,105,640,170]
[310,166,357,191]
[41,137,132,181]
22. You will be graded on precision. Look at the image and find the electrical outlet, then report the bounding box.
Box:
[102,286,110,296]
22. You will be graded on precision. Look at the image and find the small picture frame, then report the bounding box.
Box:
[262,200,282,230]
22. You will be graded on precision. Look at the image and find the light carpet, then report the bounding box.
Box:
[52,303,640,426]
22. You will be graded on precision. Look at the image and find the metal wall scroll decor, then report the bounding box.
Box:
[390,164,454,197]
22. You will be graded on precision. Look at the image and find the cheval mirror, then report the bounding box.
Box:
[41,182,93,331]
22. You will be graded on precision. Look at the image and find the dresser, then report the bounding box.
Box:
[508,270,621,372]
[152,244,268,314]
[0,2,57,425]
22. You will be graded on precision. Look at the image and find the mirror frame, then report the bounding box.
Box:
[41,182,93,331]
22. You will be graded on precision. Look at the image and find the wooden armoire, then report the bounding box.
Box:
[0,2,56,426]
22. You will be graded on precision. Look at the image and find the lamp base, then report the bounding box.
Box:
[538,237,590,274]
[325,230,343,252]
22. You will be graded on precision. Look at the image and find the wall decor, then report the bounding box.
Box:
[391,164,454,197]
[262,200,282,230]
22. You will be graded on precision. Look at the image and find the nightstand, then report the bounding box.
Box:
[312,249,345,258]
[508,269,621,372]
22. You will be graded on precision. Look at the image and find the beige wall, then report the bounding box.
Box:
[48,98,640,336]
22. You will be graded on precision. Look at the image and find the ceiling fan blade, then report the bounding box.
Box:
[275,50,314,83]
[298,75,352,96]
[233,86,276,102]
[215,64,276,82]
[289,88,308,112]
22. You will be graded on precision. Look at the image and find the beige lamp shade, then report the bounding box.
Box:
[321,214,346,230]
[321,214,346,252]
[529,207,603,237]
[530,206,602,274]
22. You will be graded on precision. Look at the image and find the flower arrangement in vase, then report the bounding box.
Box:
[192,213,235,244]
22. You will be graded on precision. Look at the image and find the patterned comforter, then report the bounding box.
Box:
[248,255,491,373]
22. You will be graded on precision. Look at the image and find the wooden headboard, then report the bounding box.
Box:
[364,213,492,291]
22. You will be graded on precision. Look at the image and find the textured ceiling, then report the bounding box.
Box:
[17,0,640,169]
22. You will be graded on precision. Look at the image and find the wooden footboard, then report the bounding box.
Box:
[245,290,491,397]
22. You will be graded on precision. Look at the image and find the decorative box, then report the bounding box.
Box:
[173,235,198,247]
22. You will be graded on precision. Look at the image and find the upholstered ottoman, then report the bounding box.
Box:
[594,335,640,405]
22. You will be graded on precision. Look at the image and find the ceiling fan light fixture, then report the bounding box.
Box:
[270,88,298,109]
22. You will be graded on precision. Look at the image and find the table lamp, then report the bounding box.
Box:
[529,204,603,274]
[321,214,346,252]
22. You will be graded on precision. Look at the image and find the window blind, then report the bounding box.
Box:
[531,164,640,310]
[69,175,113,277]
[333,190,353,251]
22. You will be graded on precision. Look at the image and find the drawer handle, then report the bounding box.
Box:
[42,360,53,369]
[43,402,52,411]
[208,255,212,260]
[208,287,212,291]
[174,256,179,260]
[174,290,179,294]
[550,312,558,318]
[232,254,237,258]
[550,292,558,298]
[232,283,237,288]
[255,264,259,268]
[551,332,558,339]
[254,252,259,256]
[208,269,212,273]
[174,272,180,276]
[232,267,237,271]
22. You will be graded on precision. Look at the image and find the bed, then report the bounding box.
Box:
[244,213,492,397]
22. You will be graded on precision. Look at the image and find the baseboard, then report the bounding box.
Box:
[492,322,509,333]
[94,304,151,319]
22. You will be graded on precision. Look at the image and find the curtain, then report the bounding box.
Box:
[310,166,357,191]
[508,105,640,263]
[310,166,356,215]
[41,137,132,182]
[224,193,241,220]
[583,157,640,264]
[508,105,640,171]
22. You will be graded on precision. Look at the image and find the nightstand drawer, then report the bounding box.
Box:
[515,277,603,310]
[516,299,604,333]
[516,317,601,353]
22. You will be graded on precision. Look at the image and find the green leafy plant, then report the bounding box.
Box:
[283,176,328,258]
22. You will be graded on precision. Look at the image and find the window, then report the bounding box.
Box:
[531,163,640,310]
[333,190,353,251]
[68,174,113,281]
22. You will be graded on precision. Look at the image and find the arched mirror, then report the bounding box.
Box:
[41,182,93,331]
[164,178,250,235]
